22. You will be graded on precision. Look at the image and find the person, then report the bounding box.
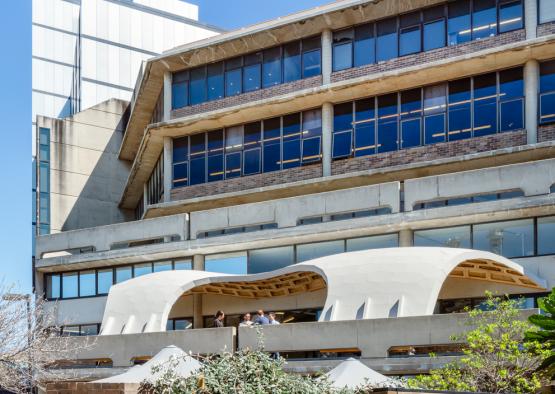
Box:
[268,312,280,325]
[254,309,269,325]
[213,310,225,328]
[239,312,253,327]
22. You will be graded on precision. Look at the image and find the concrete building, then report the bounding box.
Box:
[35,0,555,378]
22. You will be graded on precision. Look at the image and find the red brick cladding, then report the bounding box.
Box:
[171,163,322,201]
[539,124,555,142]
[331,30,525,84]
[171,76,322,119]
[331,130,527,176]
[538,21,555,37]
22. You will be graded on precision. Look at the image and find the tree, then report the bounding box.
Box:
[525,288,555,378]
[0,283,95,393]
[407,293,549,393]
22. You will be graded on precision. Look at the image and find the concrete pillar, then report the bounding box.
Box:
[399,229,413,247]
[321,102,333,177]
[321,29,332,85]
[163,72,172,122]
[163,137,173,203]
[524,0,538,40]
[524,59,540,145]
[192,254,205,329]
[143,183,148,212]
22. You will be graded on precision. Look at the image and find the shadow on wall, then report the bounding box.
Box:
[52,99,134,232]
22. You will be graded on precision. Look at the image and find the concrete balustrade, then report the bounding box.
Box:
[404,158,555,212]
[35,214,189,258]
[189,183,400,239]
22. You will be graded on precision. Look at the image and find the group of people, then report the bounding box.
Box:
[212,309,280,328]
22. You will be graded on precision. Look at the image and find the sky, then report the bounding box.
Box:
[0,0,329,293]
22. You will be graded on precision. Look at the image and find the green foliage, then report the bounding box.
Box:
[407,293,549,393]
[526,288,555,377]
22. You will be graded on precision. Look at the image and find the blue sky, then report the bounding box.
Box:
[0,1,328,293]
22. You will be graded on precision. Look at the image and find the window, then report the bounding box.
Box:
[414,226,471,248]
[399,12,421,57]
[354,24,375,67]
[174,260,192,270]
[424,6,446,51]
[301,109,322,163]
[472,0,497,40]
[376,18,398,62]
[80,325,99,336]
[79,270,95,297]
[283,113,301,169]
[97,269,113,295]
[296,240,345,262]
[225,57,242,96]
[263,117,281,172]
[62,272,78,298]
[154,261,173,272]
[205,253,248,274]
[377,93,399,152]
[134,263,153,277]
[172,137,188,187]
[47,274,60,299]
[400,88,422,148]
[207,62,224,101]
[540,60,555,124]
[167,318,193,331]
[473,219,534,258]
[190,133,206,185]
[172,71,188,109]
[354,98,376,156]
[243,52,261,93]
[189,67,206,106]
[283,41,302,83]
[225,126,243,178]
[333,102,354,158]
[346,234,399,251]
[243,122,261,175]
[448,0,471,46]
[115,266,132,283]
[499,67,524,131]
[248,246,295,274]
[333,29,353,71]
[538,216,555,255]
[473,72,497,137]
[539,0,555,24]
[207,130,224,182]
[263,47,282,88]
[499,0,523,33]
[302,36,321,78]
[448,78,471,141]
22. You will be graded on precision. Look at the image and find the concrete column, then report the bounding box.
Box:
[143,183,148,212]
[163,137,173,203]
[321,29,332,85]
[524,59,540,145]
[163,72,172,122]
[399,229,413,247]
[524,0,538,40]
[321,102,333,177]
[192,254,205,329]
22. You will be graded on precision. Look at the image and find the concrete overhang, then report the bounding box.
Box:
[119,35,555,210]
[36,194,555,273]
[119,0,451,162]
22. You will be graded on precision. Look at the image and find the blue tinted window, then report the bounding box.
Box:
[62,272,78,298]
[189,67,206,105]
[134,263,152,277]
[333,29,353,71]
[225,65,242,96]
[472,0,497,40]
[248,246,295,274]
[263,47,282,88]
[540,61,555,93]
[499,68,523,129]
[243,122,261,174]
[423,6,446,51]
[302,37,321,78]
[47,274,61,299]
[448,78,471,140]
[173,137,188,162]
[244,149,261,174]
[399,12,421,57]
[173,162,188,187]
[205,254,248,275]
[499,0,523,33]
[354,24,375,67]
[172,81,188,109]
[225,152,241,178]
[115,267,132,283]
[334,102,353,132]
[190,134,206,185]
[424,84,447,144]
[207,130,224,182]
[500,99,523,131]
[377,93,398,152]
[283,42,302,82]
[303,137,321,163]
[400,89,422,148]
[541,61,555,122]
[282,113,301,168]
[376,19,398,62]
[263,117,281,172]
[354,98,376,156]
[207,62,224,101]
[243,52,261,93]
[500,67,523,98]
[79,270,95,297]
[448,0,471,45]
[333,131,352,158]
[473,73,497,136]
[97,269,112,295]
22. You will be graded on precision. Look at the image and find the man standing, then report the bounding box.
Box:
[239,312,253,327]
[254,309,269,325]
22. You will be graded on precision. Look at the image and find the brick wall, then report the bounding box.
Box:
[171,76,322,119]
[538,21,555,37]
[46,382,141,394]
[171,163,322,201]
[331,30,525,84]
[331,130,527,176]
[539,124,555,142]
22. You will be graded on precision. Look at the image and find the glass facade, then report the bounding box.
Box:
[414,216,555,258]
[172,109,322,188]
[61,324,100,337]
[205,253,248,275]
[332,0,522,72]
[332,67,523,159]
[412,190,524,211]
[172,37,321,109]
[540,60,555,125]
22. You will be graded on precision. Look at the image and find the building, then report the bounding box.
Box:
[32,0,222,241]
[35,0,555,378]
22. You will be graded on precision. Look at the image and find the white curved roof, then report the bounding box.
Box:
[100,247,545,335]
